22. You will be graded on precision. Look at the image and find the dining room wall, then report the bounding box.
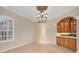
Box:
[0,7,36,52]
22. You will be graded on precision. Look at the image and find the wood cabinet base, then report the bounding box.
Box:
[57,37,76,51]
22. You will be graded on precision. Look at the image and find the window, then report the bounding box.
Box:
[0,16,14,42]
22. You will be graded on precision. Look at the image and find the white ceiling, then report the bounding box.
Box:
[2,6,78,22]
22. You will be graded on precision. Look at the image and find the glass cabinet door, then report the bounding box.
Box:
[73,19,77,33]
[64,19,70,32]
[71,20,74,32]
[60,22,64,32]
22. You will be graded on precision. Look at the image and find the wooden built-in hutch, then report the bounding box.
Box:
[57,17,77,51]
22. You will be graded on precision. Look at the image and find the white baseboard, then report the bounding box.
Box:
[0,41,33,53]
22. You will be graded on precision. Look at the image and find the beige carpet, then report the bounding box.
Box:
[4,43,75,53]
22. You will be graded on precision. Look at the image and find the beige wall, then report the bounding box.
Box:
[0,7,36,52]
[76,17,79,53]
[35,23,51,44]
[46,21,57,44]
[77,19,79,52]
[35,21,56,44]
